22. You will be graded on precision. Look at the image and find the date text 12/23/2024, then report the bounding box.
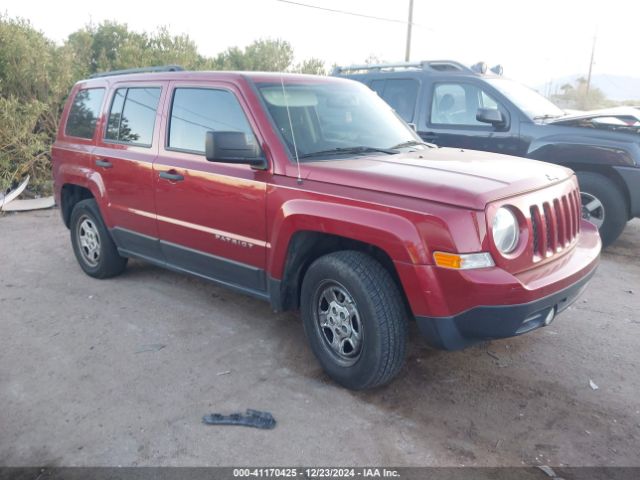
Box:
[233,468,400,478]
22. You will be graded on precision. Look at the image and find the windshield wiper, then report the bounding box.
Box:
[299,146,398,159]
[391,139,435,149]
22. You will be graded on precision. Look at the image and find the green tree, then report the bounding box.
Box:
[550,77,613,110]
[64,22,207,75]
[0,15,55,100]
[364,55,384,65]
[147,27,201,68]
[0,16,327,194]
[0,15,74,192]
[0,96,50,192]
[215,38,294,71]
[293,58,326,75]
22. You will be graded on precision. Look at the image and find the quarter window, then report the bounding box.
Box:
[105,87,161,146]
[65,88,105,139]
[430,83,501,126]
[169,88,254,153]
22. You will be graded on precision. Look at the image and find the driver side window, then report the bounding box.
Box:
[430,83,500,126]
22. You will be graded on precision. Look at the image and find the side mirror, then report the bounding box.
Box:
[205,131,267,168]
[476,108,506,128]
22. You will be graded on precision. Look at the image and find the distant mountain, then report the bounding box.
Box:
[535,74,640,102]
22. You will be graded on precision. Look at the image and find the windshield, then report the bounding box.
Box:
[256,80,421,160]
[485,78,565,119]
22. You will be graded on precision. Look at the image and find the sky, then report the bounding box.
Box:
[3,0,639,87]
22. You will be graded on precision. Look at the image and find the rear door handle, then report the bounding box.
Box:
[159,170,184,182]
[95,159,113,168]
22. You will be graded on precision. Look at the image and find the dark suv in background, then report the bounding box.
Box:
[334,60,640,247]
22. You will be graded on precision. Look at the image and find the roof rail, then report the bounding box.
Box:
[332,60,472,75]
[89,65,185,79]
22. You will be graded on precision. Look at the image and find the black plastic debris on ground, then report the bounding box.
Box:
[202,409,276,429]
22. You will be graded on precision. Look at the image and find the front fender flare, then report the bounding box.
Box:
[527,134,638,168]
[267,199,429,279]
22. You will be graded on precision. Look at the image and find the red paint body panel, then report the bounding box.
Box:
[153,154,268,268]
[92,80,168,238]
[153,80,269,268]
[53,71,601,322]
[397,220,599,317]
[298,150,573,210]
[52,79,108,215]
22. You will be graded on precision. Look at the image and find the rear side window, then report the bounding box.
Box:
[367,79,418,122]
[105,87,161,146]
[168,88,254,153]
[65,88,105,139]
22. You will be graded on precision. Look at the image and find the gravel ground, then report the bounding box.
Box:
[0,210,639,467]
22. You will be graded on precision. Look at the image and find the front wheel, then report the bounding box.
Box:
[300,250,408,390]
[577,171,627,248]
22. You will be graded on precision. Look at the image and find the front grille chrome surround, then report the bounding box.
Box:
[529,189,581,260]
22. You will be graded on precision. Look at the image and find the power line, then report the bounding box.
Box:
[275,0,419,26]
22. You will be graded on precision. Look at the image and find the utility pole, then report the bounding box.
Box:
[585,33,597,96]
[404,0,414,61]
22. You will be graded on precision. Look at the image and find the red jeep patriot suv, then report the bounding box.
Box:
[53,67,601,389]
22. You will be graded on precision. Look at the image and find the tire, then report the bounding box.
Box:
[576,171,627,248]
[69,199,127,278]
[300,250,408,390]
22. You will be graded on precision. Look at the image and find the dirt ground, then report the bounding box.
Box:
[0,209,639,467]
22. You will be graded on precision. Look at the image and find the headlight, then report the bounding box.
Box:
[493,207,519,254]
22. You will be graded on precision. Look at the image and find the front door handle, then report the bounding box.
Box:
[159,170,184,182]
[95,159,113,168]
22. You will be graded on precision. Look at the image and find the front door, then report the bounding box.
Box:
[421,81,520,156]
[153,81,269,296]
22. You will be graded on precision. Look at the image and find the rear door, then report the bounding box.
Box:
[94,82,167,256]
[152,80,269,296]
[420,79,521,156]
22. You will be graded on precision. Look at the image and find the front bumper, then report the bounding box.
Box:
[415,267,596,350]
[396,220,601,350]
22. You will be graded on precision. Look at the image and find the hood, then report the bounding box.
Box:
[548,107,640,133]
[303,148,573,210]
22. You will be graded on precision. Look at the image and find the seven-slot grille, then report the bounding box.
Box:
[529,189,581,259]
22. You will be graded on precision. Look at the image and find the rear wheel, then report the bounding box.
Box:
[70,199,127,278]
[300,250,408,390]
[576,171,627,247]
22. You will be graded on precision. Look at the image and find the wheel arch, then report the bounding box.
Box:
[60,184,95,228]
[269,230,410,314]
[57,163,111,228]
[526,139,633,219]
[267,200,427,312]
[569,164,631,219]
